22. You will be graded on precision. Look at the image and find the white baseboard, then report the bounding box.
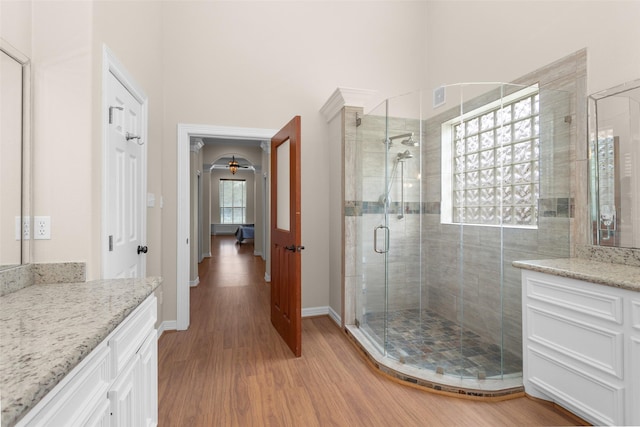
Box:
[301,306,342,326]
[302,306,329,317]
[203,251,211,258]
[264,272,271,282]
[157,320,177,338]
[189,277,199,287]
[253,250,263,257]
[328,306,342,326]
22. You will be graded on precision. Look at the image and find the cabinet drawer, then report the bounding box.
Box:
[22,344,111,426]
[527,306,624,377]
[109,295,156,378]
[526,273,623,324]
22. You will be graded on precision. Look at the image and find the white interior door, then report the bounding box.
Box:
[104,69,147,279]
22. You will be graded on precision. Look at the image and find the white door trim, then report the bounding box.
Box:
[176,124,276,330]
[101,45,148,278]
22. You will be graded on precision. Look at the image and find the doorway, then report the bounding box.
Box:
[176,124,276,330]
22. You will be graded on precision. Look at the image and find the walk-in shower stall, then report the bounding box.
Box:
[351,83,571,393]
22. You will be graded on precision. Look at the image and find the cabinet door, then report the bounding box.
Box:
[18,345,111,427]
[108,355,139,427]
[138,330,158,427]
[84,399,111,427]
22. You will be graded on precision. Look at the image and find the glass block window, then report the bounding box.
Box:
[442,85,540,227]
[219,179,246,224]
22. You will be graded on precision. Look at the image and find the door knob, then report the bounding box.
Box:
[284,245,296,252]
[137,245,148,254]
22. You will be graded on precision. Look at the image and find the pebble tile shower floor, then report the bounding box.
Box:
[363,308,522,379]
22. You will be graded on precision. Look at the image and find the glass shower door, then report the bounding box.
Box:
[355,100,391,354]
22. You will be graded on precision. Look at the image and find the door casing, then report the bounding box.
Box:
[176,124,276,331]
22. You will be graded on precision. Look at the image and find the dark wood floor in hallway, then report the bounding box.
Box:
[158,235,581,426]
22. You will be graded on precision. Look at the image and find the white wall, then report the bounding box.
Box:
[423,1,640,115]
[31,1,93,272]
[161,1,427,314]
[1,0,32,57]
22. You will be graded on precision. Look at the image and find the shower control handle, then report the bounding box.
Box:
[374,225,389,254]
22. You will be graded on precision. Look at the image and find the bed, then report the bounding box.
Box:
[235,224,255,245]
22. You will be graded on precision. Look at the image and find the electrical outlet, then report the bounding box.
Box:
[15,216,30,240]
[23,217,30,239]
[34,216,51,240]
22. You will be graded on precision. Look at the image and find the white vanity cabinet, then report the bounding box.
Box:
[108,329,158,427]
[522,270,640,426]
[16,294,158,427]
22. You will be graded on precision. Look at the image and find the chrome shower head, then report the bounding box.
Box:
[386,132,418,149]
[401,135,419,147]
[397,150,413,161]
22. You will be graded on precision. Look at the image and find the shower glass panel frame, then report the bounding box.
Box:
[354,83,571,385]
[356,91,423,360]
[355,98,390,354]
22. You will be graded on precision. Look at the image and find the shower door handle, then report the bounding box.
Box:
[374,225,389,254]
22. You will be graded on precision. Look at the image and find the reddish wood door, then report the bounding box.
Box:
[270,116,302,357]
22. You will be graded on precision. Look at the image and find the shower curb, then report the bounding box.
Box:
[343,326,525,401]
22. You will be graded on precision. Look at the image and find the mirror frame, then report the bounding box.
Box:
[1,39,31,268]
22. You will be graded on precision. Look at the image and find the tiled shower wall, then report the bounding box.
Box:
[421,84,575,360]
[346,50,586,361]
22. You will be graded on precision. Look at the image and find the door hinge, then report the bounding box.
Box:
[108,235,113,251]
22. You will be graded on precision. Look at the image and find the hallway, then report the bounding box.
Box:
[157,236,580,426]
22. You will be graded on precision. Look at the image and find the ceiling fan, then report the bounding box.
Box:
[227,156,250,175]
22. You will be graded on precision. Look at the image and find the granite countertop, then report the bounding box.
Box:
[513,258,640,292]
[0,276,162,426]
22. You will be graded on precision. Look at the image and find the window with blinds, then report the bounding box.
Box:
[219,179,246,224]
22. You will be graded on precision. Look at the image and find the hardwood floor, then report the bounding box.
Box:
[158,236,582,426]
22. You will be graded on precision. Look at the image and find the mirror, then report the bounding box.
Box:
[589,79,640,248]
[0,40,30,269]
